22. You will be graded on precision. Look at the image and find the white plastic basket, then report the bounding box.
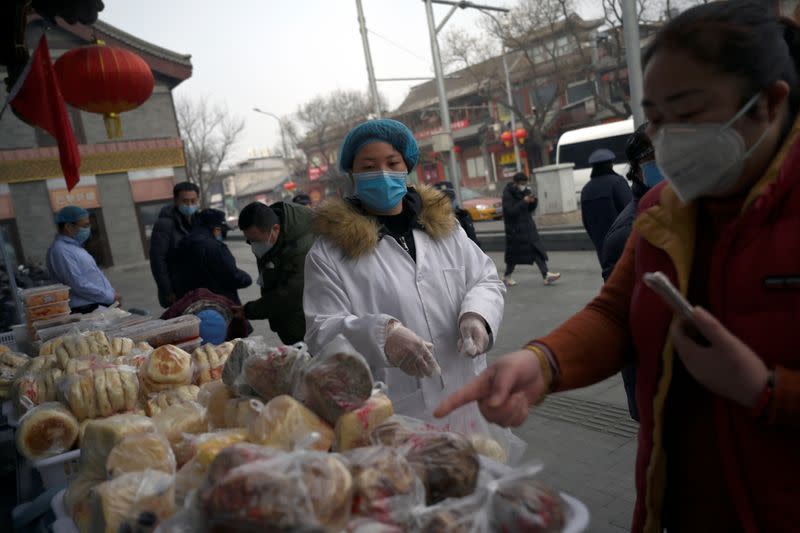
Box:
[0,329,17,352]
[51,489,78,533]
[31,448,81,490]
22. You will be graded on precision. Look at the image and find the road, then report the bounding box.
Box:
[105,242,636,532]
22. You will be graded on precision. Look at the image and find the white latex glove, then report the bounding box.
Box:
[458,313,490,358]
[384,321,440,378]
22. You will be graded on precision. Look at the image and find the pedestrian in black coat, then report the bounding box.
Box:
[150,182,199,308]
[439,185,482,249]
[580,149,632,262]
[174,209,252,305]
[502,173,560,286]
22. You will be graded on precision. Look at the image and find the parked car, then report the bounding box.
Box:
[431,182,502,221]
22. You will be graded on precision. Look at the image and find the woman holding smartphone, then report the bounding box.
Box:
[437,2,800,531]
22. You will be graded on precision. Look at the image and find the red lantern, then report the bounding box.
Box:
[500,130,513,148]
[452,145,462,154]
[283,181,297,191]
[54,42,154,139]
[515,127,528,144]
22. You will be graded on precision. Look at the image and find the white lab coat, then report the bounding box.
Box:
[303,219,505,428]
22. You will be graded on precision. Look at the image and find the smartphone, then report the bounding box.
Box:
[642,271,695,322]
[643,271,711,347]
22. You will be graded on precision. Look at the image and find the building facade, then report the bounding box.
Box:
[222,156,294,216]
[0,16,191,267]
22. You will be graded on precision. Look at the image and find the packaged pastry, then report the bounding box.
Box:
[88,469,176,533]
[106,432,177,478]
[109,336,136,357]
[335,392,394,452]
[171,428,248,468]
[296,336,373,425]
[152,401,208,445]
[80,414,157,479]
[59,365,139,420]
[193,342,234,385]
[248,394,334,452]
[145,385,200,417]
[16,402,79,460]
[242,342,309,402]
[197,380,230,429]
[486,469,565,533]
[222,336,266,396]
[345,446,425,523]
[411,491,485,533]
[222,396,263,429]
[139,345,193,394]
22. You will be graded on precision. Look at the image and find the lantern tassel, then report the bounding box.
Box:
[103,112,122,139]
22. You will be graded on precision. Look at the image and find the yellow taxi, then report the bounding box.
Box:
[460,187,503,221]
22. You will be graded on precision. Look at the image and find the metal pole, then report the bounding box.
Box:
[501,50,522,173]
[355,0,382,118]
[253,108,289,157]
[424,0,462,204]
[621,0,645,127]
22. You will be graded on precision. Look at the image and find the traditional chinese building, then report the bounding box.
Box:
[0,16,191,268]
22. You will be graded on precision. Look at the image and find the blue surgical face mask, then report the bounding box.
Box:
[353,170,408,212]
[641,161,665,188]
[178,204,198,217]
[74,227,91,244]
[215,234,224,242]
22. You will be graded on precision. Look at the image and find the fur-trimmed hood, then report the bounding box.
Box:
[312,185,457,258]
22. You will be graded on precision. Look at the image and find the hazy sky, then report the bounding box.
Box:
[100,0,602,164]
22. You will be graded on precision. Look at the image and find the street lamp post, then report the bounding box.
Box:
[621,0,645,127]
[252,108,289,158]
[355,0,382,118]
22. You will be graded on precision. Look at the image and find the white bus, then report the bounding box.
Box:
[555,118,635,197]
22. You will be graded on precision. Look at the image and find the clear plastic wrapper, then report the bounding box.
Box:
[242,342,310,402]
[192,342,234,385]
[152,401,208,445]
[197,380,230,429]
[222,396,263,429]
[335,391,394,452]
[145,385,201,417]
[48,330,113,368]
[370,417,480,505]
[64,355,114,375]
[153,492,207,533]
[248,394,334,452]
[128,316,201,348]
[201,450,353,532]
[0,351,31,400]
[202,442,286,494]
[139,345,194,395]
[222,336,265,396]
[109,336,137,357]
[26,300,71,321]
[15,401,79,460]
[175,337,202,355]
[106,432,177,478]
[108,319,165,341]
[344,518,403,533]
[295,336,373,425]
[484,465,566,533]
[411,491,486,533]
[59,364,140,420]
[88,469,176,533]
[171,428,248,469]
[345,446,425,526]
[80,414,157,479]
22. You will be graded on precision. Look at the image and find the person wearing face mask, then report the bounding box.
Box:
[173,208,251,305]
[580,148,633,263]
[304,118,507,439]
[46,205,119,313]
[150,182,200,308]
[236,200,314,345]
[502,172,560,287]
[435,2,800,531]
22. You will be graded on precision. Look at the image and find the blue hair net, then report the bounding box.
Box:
[197,309,227,345]
[55,205,89,224]
[338,119,420,173]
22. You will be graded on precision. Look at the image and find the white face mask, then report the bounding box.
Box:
[653,93,770,204]
[251,240,273,259]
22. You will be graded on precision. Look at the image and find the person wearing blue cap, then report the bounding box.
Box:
[174,208,251,304]
[580,147,632,262]
[46,205,119,313]
[304,119,508,440]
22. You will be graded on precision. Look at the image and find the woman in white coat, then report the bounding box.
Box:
[303,119,506,435]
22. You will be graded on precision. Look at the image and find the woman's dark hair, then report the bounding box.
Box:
[643,1,800,128]
[625,123,653,183]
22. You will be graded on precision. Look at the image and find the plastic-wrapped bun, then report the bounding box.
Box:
[198,380,231,429]
[248,394,334,452]
[222,396,264,429]
[298,452,354,530]
[222,336,267,396]
[145,385,201,417]
[242,343,310,402]
[193,342,235,385]
[88,469,176,533]
[469,434,508,464]
[152,401,208,445]
[80,414,157,480]
[296,335,373,425]
[203,442,286,494]
[486,469,566,533]
[106,432,177,478]
[171,428,248,469]
[140,345,193,394]
[345,446,425,524]
[335,392,394,452]
[16,402,79,460]
[345,518,404,533]
[411,491,485,533]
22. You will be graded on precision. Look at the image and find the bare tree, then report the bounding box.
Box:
[177,97,245,206]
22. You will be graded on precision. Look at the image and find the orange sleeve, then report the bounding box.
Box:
[529,234,636,391]
[768,366,800,428]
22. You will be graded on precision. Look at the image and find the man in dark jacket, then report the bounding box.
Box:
[236,201,314,345]
[502,172,560,287]
[174,209,252,304]
[580,148,632,262]
[150,182,200,308]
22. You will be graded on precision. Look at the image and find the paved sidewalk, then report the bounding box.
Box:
[106,246,638,532]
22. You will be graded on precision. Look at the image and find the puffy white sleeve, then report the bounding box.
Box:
[303,240,394,364]
[457,229,506,347]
